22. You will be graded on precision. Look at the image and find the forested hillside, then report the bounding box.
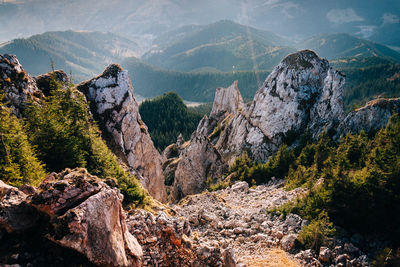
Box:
[298,33,400,62]
[342,62,400,111]
[124,57,268,101]
[139,92,203,151]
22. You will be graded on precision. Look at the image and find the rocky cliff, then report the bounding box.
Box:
[202,50,399,164]
[169,116,228,201]
[163,81,245,202]
[0,54,44,116]
[77,65,166,202]
[210,81,244,119]
[212,50,345,163]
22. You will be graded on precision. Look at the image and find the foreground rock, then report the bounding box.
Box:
[77,64,166,202]
[126,209,233,266]
[173,179,306,265]
[0,168,142,267]
[0,180,38,233]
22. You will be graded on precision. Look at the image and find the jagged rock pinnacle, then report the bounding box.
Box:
[77,64,166,202]
[210,80,244,118]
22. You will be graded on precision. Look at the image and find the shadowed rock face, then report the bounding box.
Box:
[0,54,44,116]
[169,116,228,201]
[77,64,166,202]
[0,180,38,233]
[0,168,142,267]
[34,70,69,96]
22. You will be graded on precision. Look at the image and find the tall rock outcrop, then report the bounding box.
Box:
[166,50,400,201]
[0,54,44,116]
[164,82,244,202]
[210,80,244,119]
[213,50,345,162]
[248,50,344,140]
[77,65,166,202]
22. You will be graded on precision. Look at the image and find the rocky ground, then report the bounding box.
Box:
[174,179,306,266]
[126,179,371,266]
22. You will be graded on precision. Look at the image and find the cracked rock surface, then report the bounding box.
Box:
[77,64,166,202]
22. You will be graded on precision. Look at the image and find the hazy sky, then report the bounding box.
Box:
[0,0,399,46]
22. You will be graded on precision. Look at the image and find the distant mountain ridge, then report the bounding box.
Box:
[143,20,400,73]
[0,30,143,81]
[1,20,400,80]
[297,33,400,62]
[143,20,295,72]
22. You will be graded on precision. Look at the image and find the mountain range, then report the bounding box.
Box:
[143,20,295,72]
[0,30,142,82]
[1,20,400,106]
[1,0,399,49]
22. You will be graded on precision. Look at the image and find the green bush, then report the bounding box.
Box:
[297,211,336,250]
[206,177,229,191]
[0,99,46,187]
[228,145,295,185]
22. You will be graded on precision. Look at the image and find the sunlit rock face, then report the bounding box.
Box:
[213,50,345,162]
[248,50,344,140]
[0,54,44,116]
[338,97,400,137]
[77,64,166,202]
[210,80,244,119]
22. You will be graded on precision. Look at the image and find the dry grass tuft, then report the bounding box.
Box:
[242,248,300,267]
